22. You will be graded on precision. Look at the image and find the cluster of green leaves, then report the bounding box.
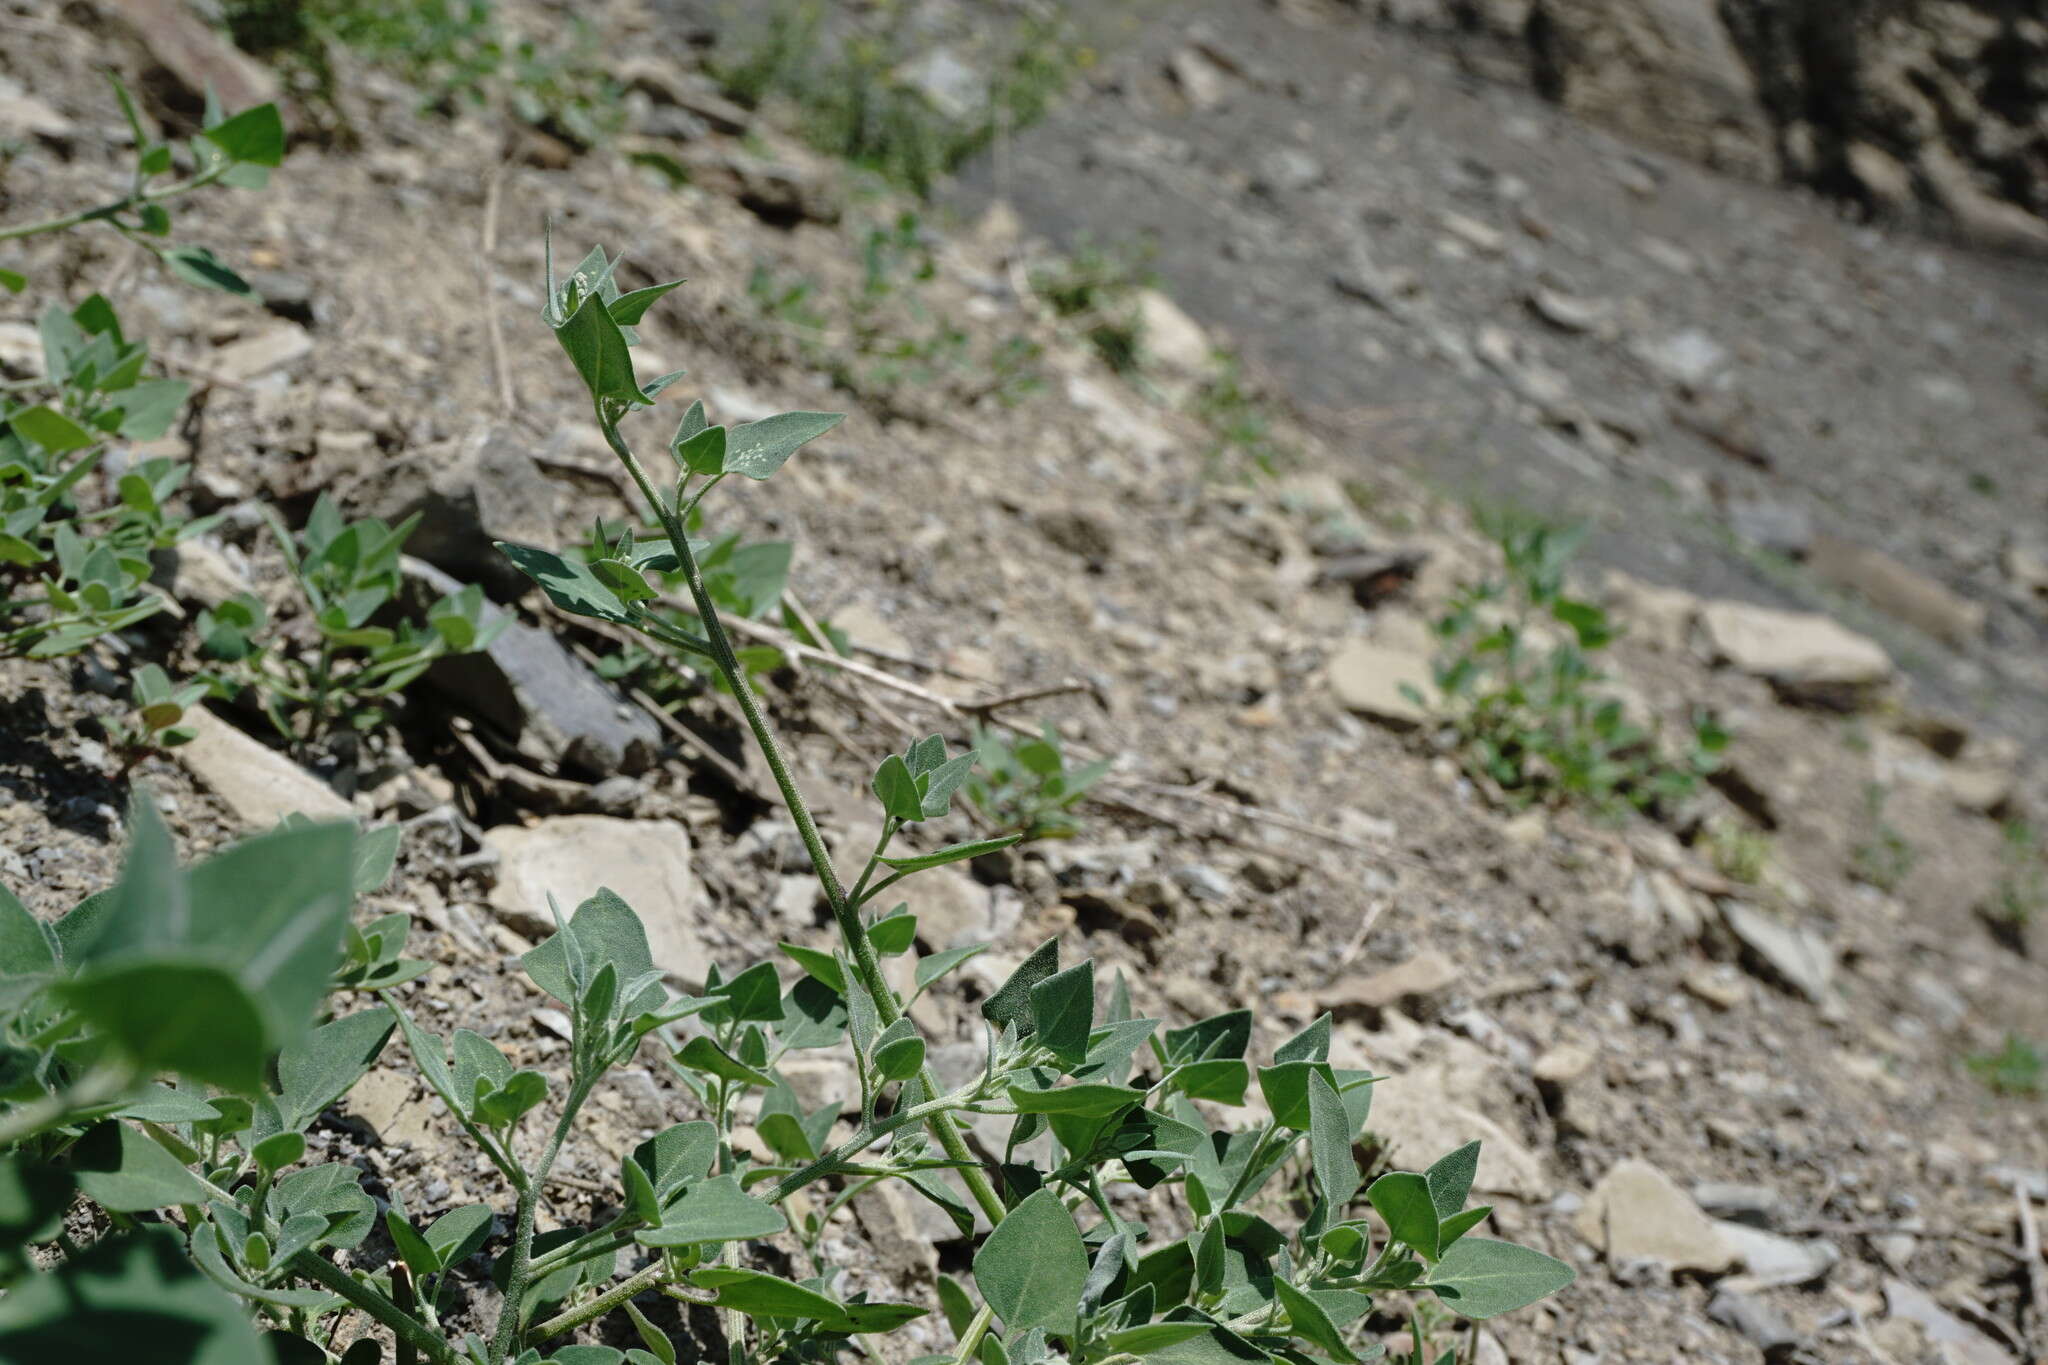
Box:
[1191,356,1297,480]
[710,2,1083,197]
[1965,1034,2045,1099]
[197,495,503,745]
[1848,782,1916,894]
[746,214,1045,410]
[964,723,1113,843]
[1030,242,1155,377]
[1422,512,1726,818]
[0,802,414,1363]
[0,294,209,657]
[222,0,622,147]
[1,89,284,662]
[1984,819,2044,942]
[1702,818,1771,887]
[0,81,283,295]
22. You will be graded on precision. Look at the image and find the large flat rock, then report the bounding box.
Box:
[485,815,709,988]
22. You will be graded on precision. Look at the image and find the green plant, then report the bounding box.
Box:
[104,662,211,770]
[1192,355,1297,479]
[1849,782,1916,893]
[198,494,505,744]
[1965,1035,2045,1098]
[0,800,417,1360]
[0,80,282,289]
[1030,242,1153,376]
[223,0,623,146]
[2,89,282,659]
[709,2,1082,197]
[964,722,1114,842]
[1703,818,1771,886]
[0,249,1572,1364]
[1988,820,2045,927]
[1424,513,1726,817]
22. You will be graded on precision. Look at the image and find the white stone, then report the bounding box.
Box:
[1575,1159,1737,1272]
[485,816,710,988]
[1698,600,1891,701]
[1327,640,1436,728]
[178,708,352,827]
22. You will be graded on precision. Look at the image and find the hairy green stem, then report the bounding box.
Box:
[288,1250,457,1365]
[600,414,1006,1228]
[485,1076,594,1365]
[0,1061,137,1146]
[530,1259,666,1342]
[951,1303,995,1364]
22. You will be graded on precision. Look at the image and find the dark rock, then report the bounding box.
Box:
[404,560,659,779]
[242,270,317,328]
[682,149,840,227]
[345,427,562,601]
[1707,1288,1799,1359]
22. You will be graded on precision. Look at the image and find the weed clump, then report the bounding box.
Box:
[1423,510,1726,818]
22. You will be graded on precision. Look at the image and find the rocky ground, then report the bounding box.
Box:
[3,2,2047,1363]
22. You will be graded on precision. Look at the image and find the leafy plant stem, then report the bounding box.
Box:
[0,161,230,244]
[287,1246,458,1365]
[0,1059,136,1145]
[598,411,1008,1228]
[486,1074,597,1365]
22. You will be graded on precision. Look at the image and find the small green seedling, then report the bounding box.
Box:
[105,663,211,769]
[965,721,1113,841]
[1849,782,1916,894]
[199,494,505,744]
[1423,510,1726,817]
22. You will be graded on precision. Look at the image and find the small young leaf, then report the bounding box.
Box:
[876,835,1019,874]
[1439,1205,1493,1250]
[1029,960,1094,1068]
[251,1131,305,1175]
[724,411,844,481]
[871,754,925,823]
[385,1210,440,1278]
[710,961,784,1022]
[1274,1012,1332,1065]
[778,942,844,992]
[162,245,251,295]
[672,424,726,477]
[1307,1070,1358,1212]
[912,943,986,994]
[424,1204,494,1268]
[1367,1171,1439,1260]
[870,1017,926,1082]
[1426,1140,1482,1220]
[673,1035,773,1088]
[200,104,285,166]
[865,908,918,955]
[981,938,1059,1034]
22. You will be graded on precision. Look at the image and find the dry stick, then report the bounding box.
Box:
[957,679,1099,718]
[479,162,518,415]
[672,597,1393,867]
[561,636,763,798]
